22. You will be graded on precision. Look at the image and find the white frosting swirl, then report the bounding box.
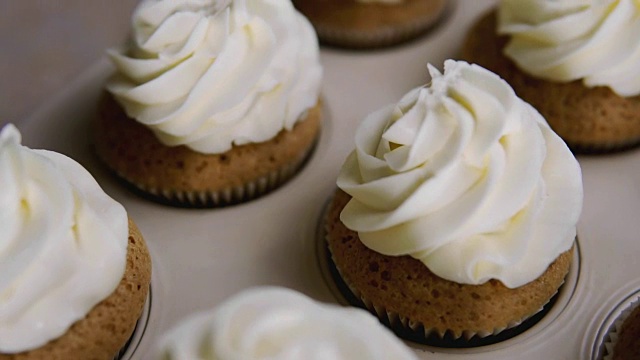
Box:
[106,0,322,154]
[156,287,417,360]
[0,125,128,353]
[337,60,583,288]
[498,0,640,97]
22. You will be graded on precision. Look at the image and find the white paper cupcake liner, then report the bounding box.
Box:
[600,296,640,360]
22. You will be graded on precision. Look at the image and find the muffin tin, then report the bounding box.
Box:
[17,0,640,358]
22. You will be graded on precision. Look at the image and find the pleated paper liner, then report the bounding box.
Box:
[315,199,578,348]
[326,243,565,347]
[101,138,317,208]
[596,293,640,360]
[95,93,322,208]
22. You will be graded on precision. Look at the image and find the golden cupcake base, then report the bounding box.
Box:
[293,0,449,49]
[323,190,574,345]
[95,94,322,207]
[1,219,152,360]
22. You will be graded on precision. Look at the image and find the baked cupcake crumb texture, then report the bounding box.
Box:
[2,220,152,360]
[0,124,152,360]
[325,60,581,342]
[326,190,572,342]
[99,0,323,206]
[96,95,321,207]
[293,0,448,48]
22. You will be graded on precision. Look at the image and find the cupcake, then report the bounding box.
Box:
[461,0,640,153]
[325,60,583,340]
[292,0,448,49]
[0,124,152,359]
[603,298,640,360]
[97,0,323,207]
[154,287,418,359]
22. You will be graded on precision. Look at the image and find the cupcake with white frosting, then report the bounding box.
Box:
[293,0,448,49]
[462,0,640,152]
[0,124,151,360]
[97,0,323,207]
[155,287,417,359]
[325,60,582,340]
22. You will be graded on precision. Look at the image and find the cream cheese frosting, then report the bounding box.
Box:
[0,124,128,353]
[337,60,583,289]
[106,0,322,154]
[156,287,417,360]
[498,0,640,97]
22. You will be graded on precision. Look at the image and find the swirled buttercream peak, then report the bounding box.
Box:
[106,0,322,154]
[337,60,582,288]
[155,287,418,359]
[0,124,128,353]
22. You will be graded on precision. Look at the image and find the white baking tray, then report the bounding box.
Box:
[17,0,640,358]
